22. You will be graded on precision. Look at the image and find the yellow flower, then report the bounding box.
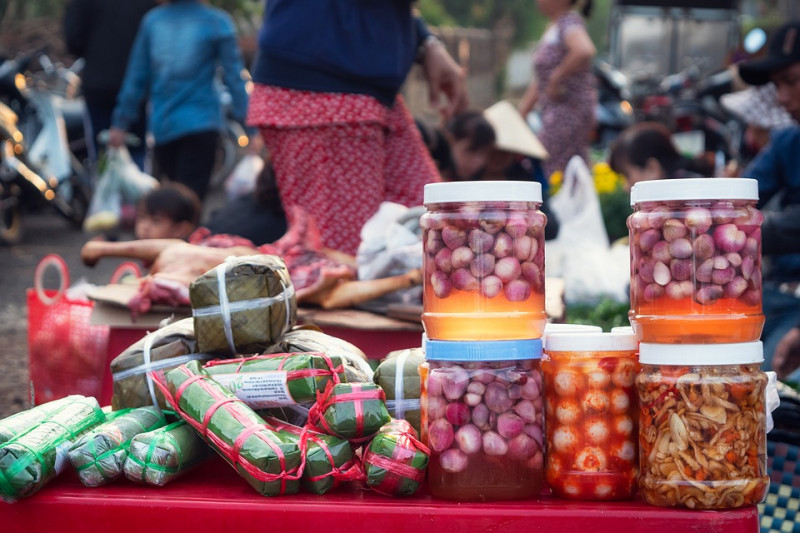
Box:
[549,170,563,195]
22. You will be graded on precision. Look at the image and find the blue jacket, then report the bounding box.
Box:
[251,0,429,107]
[111,0,248,144]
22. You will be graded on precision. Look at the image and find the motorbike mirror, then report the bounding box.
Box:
[743,28,767,55]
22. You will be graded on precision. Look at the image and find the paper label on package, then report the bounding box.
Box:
[211,371,293,407]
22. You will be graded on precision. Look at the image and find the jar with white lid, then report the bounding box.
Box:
[628,178,764,343]
[421,181,547,341]
[542,323,602,350]
[636,341,769,509]
[542,332,639,500]
[421,338,544,501]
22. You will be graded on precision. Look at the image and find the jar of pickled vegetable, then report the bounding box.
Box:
[636,341,768,510]
[422,338,544,501]
[543,332,639,500]
[421,181,546,341]
[628,178,764,343]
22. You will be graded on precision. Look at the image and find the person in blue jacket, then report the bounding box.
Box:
[738,20,800,380]
[107,0,248,202]
[247,1,468,256]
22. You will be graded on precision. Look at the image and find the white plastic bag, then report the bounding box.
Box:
[83,146,157,233]
[224,154,264,200]
[356,202,426,311]
[545,156,628,303]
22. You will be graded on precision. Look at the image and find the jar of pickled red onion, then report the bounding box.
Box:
[421,181,546,341]
[421,338,544,501]
[628,178,764,343]
[636,341,769,509]
[542,331,639,500]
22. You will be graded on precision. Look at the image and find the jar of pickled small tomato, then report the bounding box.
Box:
[542,323,602,350]
[422,338,544,501]
[543,332,639,500]
[421,181,547,341]
[636,341,769,510]
[628,178,764,343]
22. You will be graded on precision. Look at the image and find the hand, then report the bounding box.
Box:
[773,326,800,380]
[422,40,468,121]
[107,127,127,148]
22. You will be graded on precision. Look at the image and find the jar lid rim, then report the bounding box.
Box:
[544,331,638,352]
[423,338,543,361]
[638,341,764,365]
[629,178,758,205]
[424,181,542,204]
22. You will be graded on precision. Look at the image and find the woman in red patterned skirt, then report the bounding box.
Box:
[247,2,467,256]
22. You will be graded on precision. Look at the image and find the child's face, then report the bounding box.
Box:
[135,211,191,240]
[451,139,492,181]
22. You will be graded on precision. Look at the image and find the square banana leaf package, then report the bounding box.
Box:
[373,348,424,435]
[203,352,346,408]
[152,360,302,496]
[67,406,167,487]
[111,317,216,410]
[0,396,106,502]
[267,327,373,383]
[262,416,359,495]
[307,382,391,442]
[190,255,297,355]
[124,419,211,486]
[363,419,430,497]
[0,395,86,445]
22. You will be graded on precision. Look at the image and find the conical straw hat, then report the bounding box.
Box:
[483,100,549,160]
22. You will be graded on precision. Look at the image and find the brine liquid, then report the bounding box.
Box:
[422,286,546,340]
[631,295,764,343]
[427,453,542,501]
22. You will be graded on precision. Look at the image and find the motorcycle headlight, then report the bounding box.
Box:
[619,100,633,116]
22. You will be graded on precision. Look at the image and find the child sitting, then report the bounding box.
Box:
[134,183,202,240]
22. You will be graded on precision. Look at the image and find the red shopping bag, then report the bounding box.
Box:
[26,255,110,404]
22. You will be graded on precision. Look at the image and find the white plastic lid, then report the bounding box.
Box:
[424,180,542,205]
[545,332,638,352]
[610,326,634,335]
[629,178,758,206]
[639,341,764,365]
[542,323,602,349]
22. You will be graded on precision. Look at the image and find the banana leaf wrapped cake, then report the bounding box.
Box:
[190,255,297,355]
[307,382,391,442]
[363,419,430,497]
[67,406,167,487]
[0,396,105,502]
[267,327,373,383]
[263,416,360,495]
[204,352,346,408]
[152,360,302,496]
[124,420,211,486]
[373,348,424,435]
[111,318,215,410]
[0,396,85,445]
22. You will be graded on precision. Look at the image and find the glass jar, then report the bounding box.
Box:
[636,342,769,510]
[421,181,546,341]
[421,338,544,501]
[628,178,764,343]
[542,332,639,500]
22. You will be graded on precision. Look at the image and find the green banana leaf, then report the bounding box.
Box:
[190,255,296,355]
[363,419,429,497]
[373,348,424,435]
[124,420,211,486]
[204,352,346,407]
[159,360,302,496]
[68,406,167,487]
[0,396,105,502]
[309,383,390,441]
[0,396,85,445]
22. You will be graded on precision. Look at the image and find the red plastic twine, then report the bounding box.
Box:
[307,382,386,442]
[150,367,304,493]
[363,424,429,496]
[203,352,345,386]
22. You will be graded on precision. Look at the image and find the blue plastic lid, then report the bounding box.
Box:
[423,338,543,361]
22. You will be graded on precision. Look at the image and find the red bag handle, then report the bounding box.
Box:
[33,254,70,306]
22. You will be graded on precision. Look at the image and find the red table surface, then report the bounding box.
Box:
[0,456,758,533]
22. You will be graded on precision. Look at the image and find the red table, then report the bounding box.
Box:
[0,456,758,533]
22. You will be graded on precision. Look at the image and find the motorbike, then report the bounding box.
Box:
[593,59,635,150]
[0,49,91,244]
